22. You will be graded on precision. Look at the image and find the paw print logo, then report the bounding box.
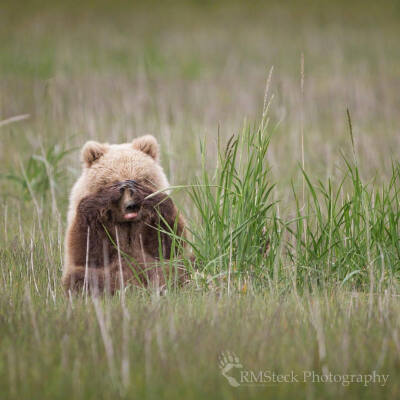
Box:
[218,351,243,387]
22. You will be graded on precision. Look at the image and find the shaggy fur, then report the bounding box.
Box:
[63,181,185,294]
[62,136,186,294]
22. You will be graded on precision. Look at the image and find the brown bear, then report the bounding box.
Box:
[62,135,186,294]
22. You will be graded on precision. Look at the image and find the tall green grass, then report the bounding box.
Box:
[188,127,275,291]
[186,121,400,293]
[290,160,400,289]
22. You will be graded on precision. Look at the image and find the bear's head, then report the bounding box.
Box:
[81,135,168,192]
[67,135,169,222]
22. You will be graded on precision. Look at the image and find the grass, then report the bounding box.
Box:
[1,0,400,398]
[187,119,400,292]
[1,291,400,399]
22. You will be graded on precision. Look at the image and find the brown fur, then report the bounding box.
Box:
[62,135,186,294]
[63,181,186,294]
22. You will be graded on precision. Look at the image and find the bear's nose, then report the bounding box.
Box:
[125,201,139,212]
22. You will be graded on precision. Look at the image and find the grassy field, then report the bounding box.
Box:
[1,0,400,398]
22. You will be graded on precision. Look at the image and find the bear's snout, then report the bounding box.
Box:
[125,200,139,212]
[120,186,142,221]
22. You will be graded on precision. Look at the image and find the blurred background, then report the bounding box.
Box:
[1,0,400,207]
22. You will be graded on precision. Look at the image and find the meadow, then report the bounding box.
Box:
[1,0,400,398]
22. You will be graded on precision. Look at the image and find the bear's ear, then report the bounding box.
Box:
[81,141,108,167]
[132,135,159,161]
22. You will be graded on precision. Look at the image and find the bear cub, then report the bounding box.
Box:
[62,135,186,294]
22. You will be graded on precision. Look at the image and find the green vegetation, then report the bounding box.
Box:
[1,0,400,399]
[189,123,400,292]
